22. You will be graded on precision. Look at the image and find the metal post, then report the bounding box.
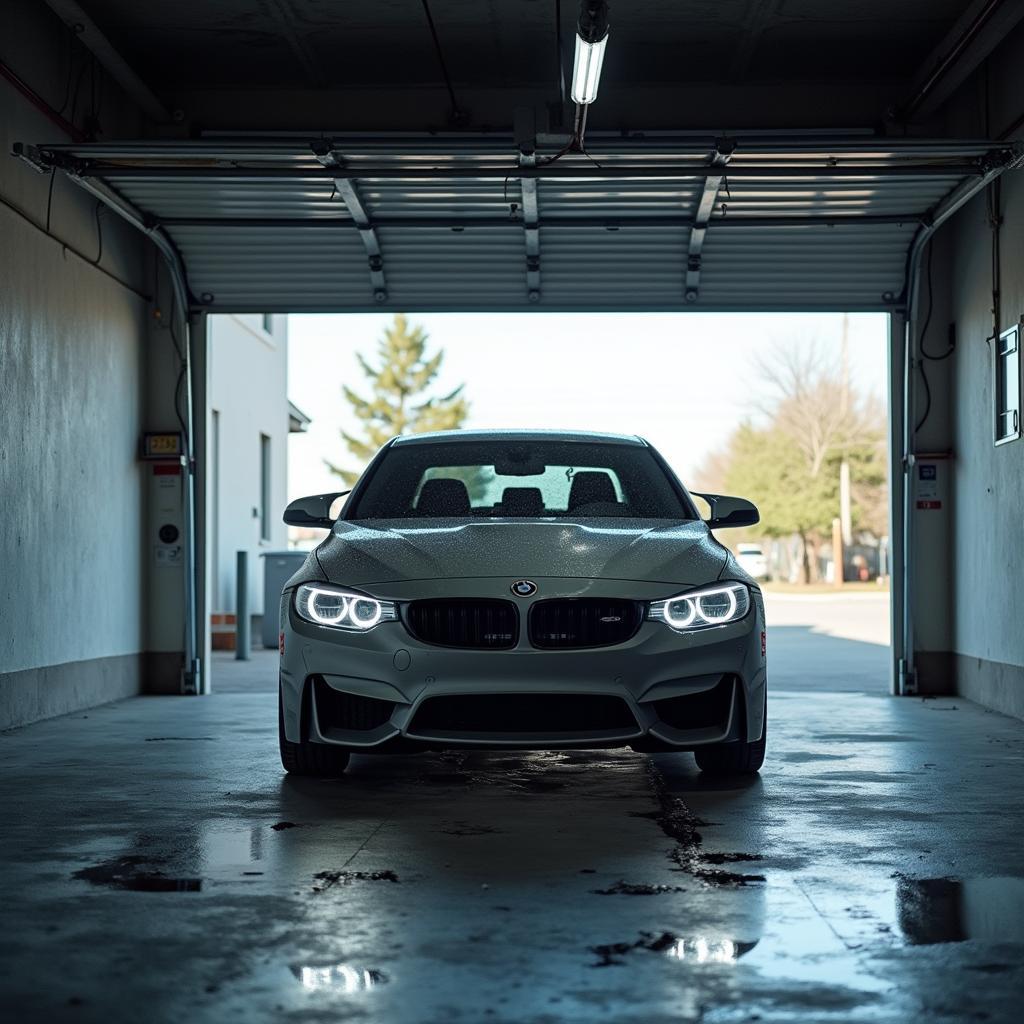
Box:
[235,551,250,660]
[888,311,907,696]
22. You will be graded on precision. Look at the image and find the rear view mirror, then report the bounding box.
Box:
[283,491,350,528]
[691,492,760,529]
[494,458,546,477]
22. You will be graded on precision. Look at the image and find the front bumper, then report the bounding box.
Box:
[279,578,766,752]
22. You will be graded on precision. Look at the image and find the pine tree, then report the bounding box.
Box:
[326,314,469,486]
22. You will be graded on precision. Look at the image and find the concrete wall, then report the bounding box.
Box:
[918,20,1024,717]
[0,0,154,727]
[209,314,290,623]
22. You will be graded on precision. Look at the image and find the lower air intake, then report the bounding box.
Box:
[312,676,395,731]
[652,676,736,731]
[410,693,637,734]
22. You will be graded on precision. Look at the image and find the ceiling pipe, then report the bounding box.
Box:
[897,0,1024,122]
[41,0,171,123]
[0,58,86,142]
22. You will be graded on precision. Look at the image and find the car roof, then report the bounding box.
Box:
[391,429,647,447]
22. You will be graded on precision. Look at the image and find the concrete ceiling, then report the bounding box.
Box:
[68,0,978,132]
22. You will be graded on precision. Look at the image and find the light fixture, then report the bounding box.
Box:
[294,584,397,631]
[571,1,609,106]
[647,583,751,632]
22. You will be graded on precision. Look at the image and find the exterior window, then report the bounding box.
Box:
[262,313,273,335]
[260,433,271,541]
[995,322,1021,446]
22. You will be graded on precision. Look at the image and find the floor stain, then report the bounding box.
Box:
[645,763,766,886]
[591,880,687,895]
[143,737,216,742]
[312,869,400,893]
[270,821,299,831]
[700,852,763,865]
[590,931,679,967]
[72,856,201,893]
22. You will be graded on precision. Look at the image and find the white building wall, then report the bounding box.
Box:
[209,314,290,621]
[0,0,151,727]
[927,20,1024,717]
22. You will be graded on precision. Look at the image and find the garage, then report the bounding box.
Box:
[2,0,1024,1019]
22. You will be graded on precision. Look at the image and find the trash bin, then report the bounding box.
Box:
[260,551,308,649]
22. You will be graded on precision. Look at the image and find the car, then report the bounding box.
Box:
[736,543,770,581]
[278,430,767,778]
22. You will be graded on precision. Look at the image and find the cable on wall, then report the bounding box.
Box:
[420,0,463,123]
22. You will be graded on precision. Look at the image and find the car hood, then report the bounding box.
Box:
[316,518,727,586]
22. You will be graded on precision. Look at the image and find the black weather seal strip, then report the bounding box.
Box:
[312,142,388,303]
[684,139,735,303]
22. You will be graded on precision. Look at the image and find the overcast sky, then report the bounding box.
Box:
[286,312,889,500]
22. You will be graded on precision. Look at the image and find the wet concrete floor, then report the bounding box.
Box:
[3,606,1024,1021]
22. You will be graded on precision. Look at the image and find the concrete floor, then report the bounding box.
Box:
[4,594,1024,1022]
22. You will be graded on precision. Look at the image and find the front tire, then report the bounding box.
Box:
[279,685,351,777]
[694,691,766,776]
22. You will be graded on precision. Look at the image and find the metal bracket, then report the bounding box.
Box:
[684,139,735,303]
[312,142,388,303]
[519,151,541,302]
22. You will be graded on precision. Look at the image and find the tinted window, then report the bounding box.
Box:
[347,440,693,520]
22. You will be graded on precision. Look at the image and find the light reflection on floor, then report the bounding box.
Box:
[292,964,387,992]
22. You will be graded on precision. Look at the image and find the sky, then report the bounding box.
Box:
[286,312,889,500]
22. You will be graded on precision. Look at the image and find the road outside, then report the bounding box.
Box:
[764,590,890,693]
[213,590,892,695]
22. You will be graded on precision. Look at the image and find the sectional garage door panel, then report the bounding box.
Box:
[36,135,1007,312]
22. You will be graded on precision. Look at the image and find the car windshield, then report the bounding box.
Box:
[346,439,695,521]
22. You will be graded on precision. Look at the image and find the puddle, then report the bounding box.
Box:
[591,931,756,967]
[292,963,388,992]
[644,763,766,886]
[592,880,686,895]
[312,870,400,892]
[896,876,1024,945]
[72,856,201,892]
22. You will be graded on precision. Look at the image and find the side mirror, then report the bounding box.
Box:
[692,492,760,529]
[283,491,350,528]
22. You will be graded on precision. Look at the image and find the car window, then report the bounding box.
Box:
[418,464,625,510]
[347,440,695,520]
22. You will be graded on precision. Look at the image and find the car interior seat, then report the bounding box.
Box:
[416,478,472,516]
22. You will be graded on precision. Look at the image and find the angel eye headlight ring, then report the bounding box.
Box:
[294,584,396,631]
[648,583,750,632]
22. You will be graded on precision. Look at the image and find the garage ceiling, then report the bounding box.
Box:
[54,0,977,130]
[34,133,1010,311]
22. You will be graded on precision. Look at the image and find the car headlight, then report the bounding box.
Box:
[647,582,750,632]
[294,583,397,631]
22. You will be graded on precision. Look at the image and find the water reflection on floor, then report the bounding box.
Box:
[896,875,1024,945]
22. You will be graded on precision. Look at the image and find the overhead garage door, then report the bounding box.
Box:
[23,134,1016,313]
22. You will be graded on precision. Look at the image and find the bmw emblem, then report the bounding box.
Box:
[511,579,538,597]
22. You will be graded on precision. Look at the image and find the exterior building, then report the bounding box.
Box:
[208,314,306,649]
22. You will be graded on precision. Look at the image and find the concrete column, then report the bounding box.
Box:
[908,231,955,695]
[142,265,187,693]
